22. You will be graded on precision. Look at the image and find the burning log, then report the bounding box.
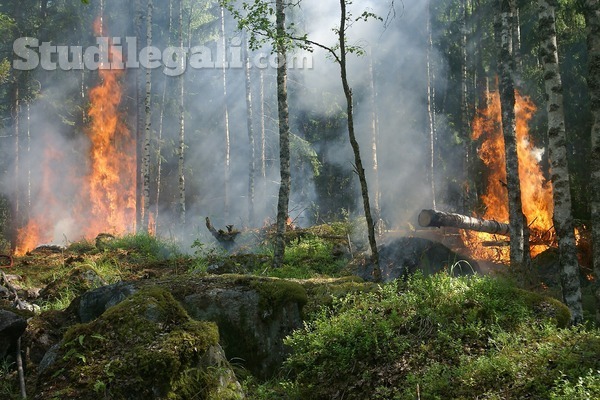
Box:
[418,209,510,236]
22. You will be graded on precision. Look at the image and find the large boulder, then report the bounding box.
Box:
[353,236,480,282]
[172,275,307,379]
[74,274,307,379]
[77,281,137,323]
[0,309,27,359]
[35,287,244,400]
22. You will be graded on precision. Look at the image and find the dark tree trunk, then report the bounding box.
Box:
[338,0,380,281]
[272,0,291,269]
[584,0,600,324]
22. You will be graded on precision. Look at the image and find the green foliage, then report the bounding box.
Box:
[0,359,20,400]
[290,132,321,177]
[281,273,595,399]
[103,233,180,262]
[550,369,600,399]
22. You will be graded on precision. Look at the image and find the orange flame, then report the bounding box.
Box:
[14,16,136,254]
[463,90,555,262]
[80,19,136,237]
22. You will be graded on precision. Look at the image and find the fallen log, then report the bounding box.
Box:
[418,209,510,236]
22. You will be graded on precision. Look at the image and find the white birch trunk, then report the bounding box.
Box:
[497,0,530,269]
[539,0,583,324]
[177,0,185,225]
[141,0,153,232]
[220,6,231,220]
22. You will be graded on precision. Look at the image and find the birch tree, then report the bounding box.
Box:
[497,0,531,270]
[539,0,583,324]
[427,0,437,210]
[244,34,256,225]
[223,0,382,277]
[177,0,186,225]
[140,0,153,232]
[368,50,382,233]
[220,5,232,220]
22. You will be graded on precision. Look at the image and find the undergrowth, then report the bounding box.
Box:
[264,273,600,400]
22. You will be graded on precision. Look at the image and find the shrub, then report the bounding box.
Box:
[283,273,598,399]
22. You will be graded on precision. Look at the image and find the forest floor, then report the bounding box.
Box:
[1,225,599,399]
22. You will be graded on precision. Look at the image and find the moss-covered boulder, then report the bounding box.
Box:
[35,287,244,400]
[70,274,307,380]
[171,275,307,379]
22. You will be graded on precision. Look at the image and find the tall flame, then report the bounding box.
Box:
[14,17,136,254]
[81,18,136,237]
[463,90,555,262]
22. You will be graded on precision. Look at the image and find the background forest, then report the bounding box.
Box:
[0,0,592,253]
[2,1,600,399]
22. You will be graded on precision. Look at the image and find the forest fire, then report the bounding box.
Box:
[80,18,136,238]
[461,90,555,262]
[13,18,136,255]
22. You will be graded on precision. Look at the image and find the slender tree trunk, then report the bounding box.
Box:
[539,0,583,324]
[244,35,256,225]
[220,6,231,220]
[25,102,30,218]
[135,0,144,231]
[368,49,382,233]
[273,0,291,269]
[460,0,471,212]
[154,0,172,232]
[177,0,185,225]
[512,0,522,70]
[497,0,530,270]
[338,0,380,281]
[141,0,153,232]
[584,0,600,324]
[12,83,20,247]
[427,0,437,210]
[260,68,267,195]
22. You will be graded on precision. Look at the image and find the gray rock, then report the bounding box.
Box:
[0,309,27,359]
[78,281,137,322]
[354,236,480,282]
[38,342,60,374]
[180,276,305,379]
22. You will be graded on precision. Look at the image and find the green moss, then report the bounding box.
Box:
[297,276,378,318]
[37,286,226,400]
[249,277,308,316]
[515,287,572,328]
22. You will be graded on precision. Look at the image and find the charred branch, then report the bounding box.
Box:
[205,217,240,250]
